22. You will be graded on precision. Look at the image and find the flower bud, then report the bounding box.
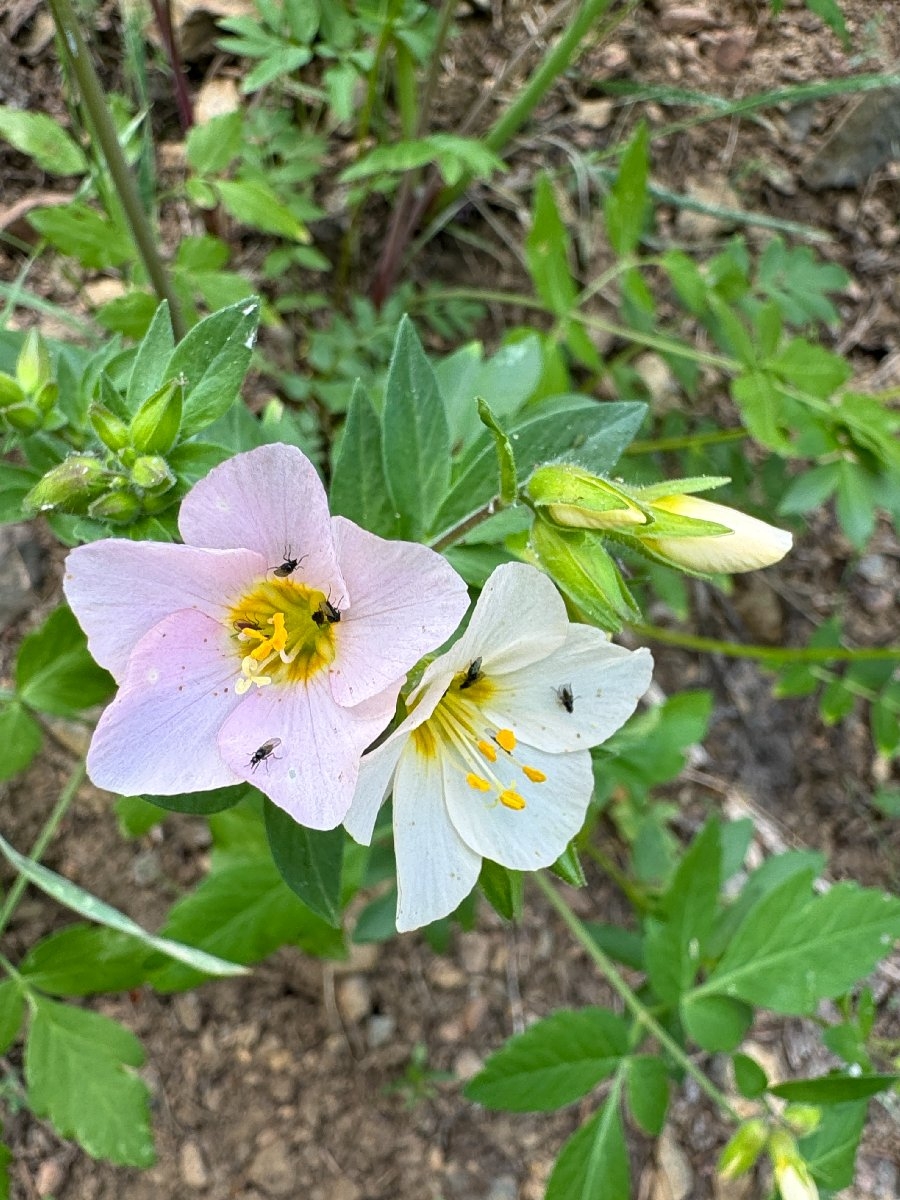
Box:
[0,372,25,409]
[23,454,110,513]
[130,454,176,492]
[16,329,52,395]
[89,401,130,452]
[33,380,59,416]
[529,463,647,529]
[3,401,43,434]
[529,515,640,632]
[640,495,793,574]
[770,1131,819,1200]
[784,1105,821,1136]
[129,378,182,455]
[88,489,143,523]
[717,1119,768,1180]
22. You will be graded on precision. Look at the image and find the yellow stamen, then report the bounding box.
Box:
[466,773,491,792]
[495,728,516,753]
[477,739,497,762]
[499,789,526,810]
[522,765,546,783]
[228,580,338,692]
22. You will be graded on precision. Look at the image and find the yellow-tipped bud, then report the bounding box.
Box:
[717,1119,768,1180]
[641,494,793,573]
[770,1131,819,1200]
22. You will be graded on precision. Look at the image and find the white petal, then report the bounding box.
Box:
[393,746,481,932]
[480,629,653,753]
[444,744,594,870]
[344,733,406,846]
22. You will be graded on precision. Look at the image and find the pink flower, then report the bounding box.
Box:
[64,443,469,829]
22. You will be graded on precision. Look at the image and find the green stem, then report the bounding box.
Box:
[0,759,86,941]
[632,622,900,665]
[535,870,739,1120]
[47,0,186,340]
[583,843,652,914]
[429,496,504,552]
[627,429,748,455]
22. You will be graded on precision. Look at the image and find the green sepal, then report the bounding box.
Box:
[476,397,517,504]
[128,378,182,455]
[550,843,587,888]
[529,517,640,632]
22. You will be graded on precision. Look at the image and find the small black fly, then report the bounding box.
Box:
[459,657,483,690]
[249,737,282,772]
[233,618,262,634]
[272,546,305,578]
[556,684,575,713]
[312,596,342,626]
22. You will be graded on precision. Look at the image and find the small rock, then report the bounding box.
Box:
[428,960,467,989]
[246,1141,295,1196]
[330,1180,362,1200]
[577,98,614,129]
[336,975,372,1023]
[179,1141,210,1189]
[732,574,784,643]
[659,5,716,33]
[857,554,890,585]
[458,933,491,974]
[366,1013,396,1049]
[35,1159,66,1197]
[675,181,742,240]
[194,77,241,125]
[453,1049,483,1081]
[487,1176,518,1200]
[713,31,754,73]
[634,353,680,410]
[652,1127,693,1200]
[83,277,127,307]
[804,88,900,190]
[173,991,203,1033]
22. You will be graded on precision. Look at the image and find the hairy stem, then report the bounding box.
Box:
[429,497,503,552]
[631,623,900,664]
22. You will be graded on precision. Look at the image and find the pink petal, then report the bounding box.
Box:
[217,673,400,831]
[64,540,265,681]
[178,443,345,596]
[328,517,469,706]
[86,610,243,795]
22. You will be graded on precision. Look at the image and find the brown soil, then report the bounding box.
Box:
[1,0,899,1198]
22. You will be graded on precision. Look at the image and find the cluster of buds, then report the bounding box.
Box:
[0,330,59,435]
[23,373,182,526]
[718,1112,821,1199]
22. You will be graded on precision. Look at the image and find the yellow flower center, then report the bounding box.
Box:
[228,579,338,695]
[410,663,546,812]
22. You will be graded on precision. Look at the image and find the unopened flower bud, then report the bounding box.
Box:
[529,463,646,528]
[784,1105,821,1136]
[23,454,110,513]
[89,401,130,452]
[88,489,143,523]
[33,380,58,416]
[0,372,25,409]
[770,1131,819,1200]
[718,1119,768,1180]
[640,494,793,574]
[16,329,52,395]
[4,402,44,434]
[129,378,182,454]
[130,454,175,492]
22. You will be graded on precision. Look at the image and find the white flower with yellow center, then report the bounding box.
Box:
[345,562,654,931]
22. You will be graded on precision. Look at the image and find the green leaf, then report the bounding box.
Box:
[151,857,342,990]
[126,301,175,411]
[680,993,753,1052]
[700,876,900,1014]
[770,1074,898,1103]
[329,382,399,538]
[352,889,398,943]
[0,703,42,780]
[465,1008,628,1112]
[707,851,825,958]
[584,923,645,971]
[115,795,165,838]
[732,1052,768,1098]
[731,370,793,452]
[25,997,155,1166]
[16,605,115,716]
[381,316,451,539]
[478,860,523,922]
[216,179,311,242]
[604,122,650,256]
[777,462,840,515]
[0,1140,9,1200]
[186,110,242,175]
[835,459,877,547]
[546,1087,629,1200]
[526,174,578,316]
[800,1101,867,1191]
[28,203,133,270]
[138,783,250,815]
[804,0,850,47]
[0,981,25,1054]
[264,799,344,926]
[0,460,39,525]
[768,337,851,398]
[0,106,86,174]
[644,819,720,1002]
[625,1056,668,1135]
[165,298,260,438]
[0,831,246,980]
[19,925,152,996]
[476,397,517,504]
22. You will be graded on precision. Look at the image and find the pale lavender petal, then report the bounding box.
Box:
[63,540,265,681]
[480,630,653,753]
[178,443,345,596]
[328,517,469,706]
[86,610,242,795]
[444,744,594,870]
[217,673,400,830]
[393,747,481,933]
[449,562,567,678]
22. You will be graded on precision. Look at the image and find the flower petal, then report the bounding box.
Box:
[64,540,264,681]
[443,743,594,870]
[178,443,345,595]
[343,733,406,846]
[448,562,567,678]
[647,496,793,573]
[480,628,653,753]
[393,747,481,932]
[86,610,242,795]
[328,517,469,706]
[217,673,400,830]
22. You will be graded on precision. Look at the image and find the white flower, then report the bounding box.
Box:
[344,562,653,931]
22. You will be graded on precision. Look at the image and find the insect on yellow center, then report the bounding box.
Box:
[228,579,338,695]
[411,664,548,813]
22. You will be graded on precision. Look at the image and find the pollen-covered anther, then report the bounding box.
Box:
[495,728,516,753]
[499,789,526,811]
[466,773,491,792]
[477,738,497,762]
[522,765,546,783]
